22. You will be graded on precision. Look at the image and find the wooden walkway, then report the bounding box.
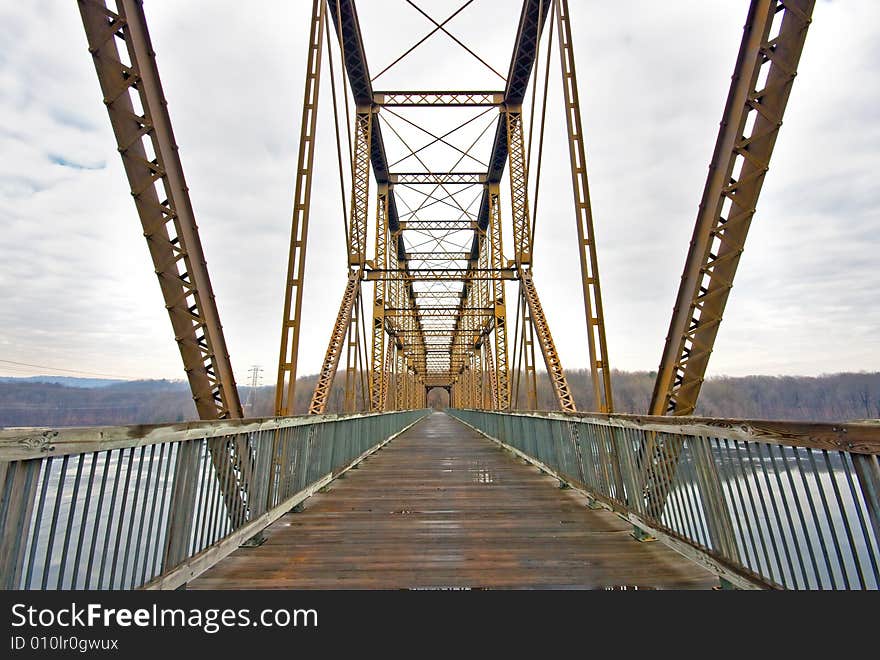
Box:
[190,412,718,589]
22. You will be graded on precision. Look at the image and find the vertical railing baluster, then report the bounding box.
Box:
[58,455,85,589]
[841,453,880,588]
[73,453,99,590]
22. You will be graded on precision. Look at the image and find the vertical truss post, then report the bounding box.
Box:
[483,338,498,410]
[382,334,394,410]
[395,342,406,410]
[370,185,389,411]
[650,0,815,417]
[312,92,375,414]
[349,107,373,266]
[488,185,511,410]
[78,0,242,420]
[505,106,532,266]
[555,0,614,413]
[472,347,483,409]
[275,0,326,416]
[309,270,361,414]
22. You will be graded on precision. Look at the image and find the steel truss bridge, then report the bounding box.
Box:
[1,0,878,590]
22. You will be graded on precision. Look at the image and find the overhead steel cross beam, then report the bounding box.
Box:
[374,91,504,107]
[642,0,815,528]
[78,0,253,524]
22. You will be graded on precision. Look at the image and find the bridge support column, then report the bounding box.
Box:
[488,185,510,410]
[274,0,327,416]
[370,185,389,412]
[555,0,614,414]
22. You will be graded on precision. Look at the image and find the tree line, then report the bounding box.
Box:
[0,370,877,428]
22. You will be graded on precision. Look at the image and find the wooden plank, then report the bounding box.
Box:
[0,410,422,461]
[189,413,719,590]
[144,413,426,589]
[5,409,877,462]
[455,414,773,589]
[481,411,880,456]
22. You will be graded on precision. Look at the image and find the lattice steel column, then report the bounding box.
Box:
[79,0,242,421]
[370,185,389,411]
[650,0,815,417]
[555,0,614,413]
[488,185,510,410]
[483,337,498,410]
[395,342,406,410]
[381,335,394,410]
[472,348,483,409]
[505,106,532,266]
[275,0,326,415]
[349,108,372,266]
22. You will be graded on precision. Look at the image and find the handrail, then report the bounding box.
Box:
[449,409,880,590]
[0,409,429,590]
[457,409,880,455]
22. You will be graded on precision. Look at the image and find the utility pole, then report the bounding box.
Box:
[245,365,263,417]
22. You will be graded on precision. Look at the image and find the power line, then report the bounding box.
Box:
[0,358,139,380]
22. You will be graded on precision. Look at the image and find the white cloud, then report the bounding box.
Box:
[0,0,876,391]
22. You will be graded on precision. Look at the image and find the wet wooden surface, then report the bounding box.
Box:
[190,412,719,589]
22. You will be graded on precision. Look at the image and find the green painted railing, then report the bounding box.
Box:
[450,409,880,590]
[0,409,428,590]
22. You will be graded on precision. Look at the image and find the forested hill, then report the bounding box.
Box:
[0,371,877,428]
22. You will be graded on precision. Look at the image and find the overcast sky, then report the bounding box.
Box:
[0,0,876,387]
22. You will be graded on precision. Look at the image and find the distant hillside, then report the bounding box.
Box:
[0,371,877,428]
[0,375,126,388]
[0,379,193,427]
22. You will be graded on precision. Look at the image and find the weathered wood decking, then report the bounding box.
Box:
[189,412,718,589]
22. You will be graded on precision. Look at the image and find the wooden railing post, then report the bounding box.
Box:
[0,460,41,588]
[685,439,740,562]
[162,441,202,572]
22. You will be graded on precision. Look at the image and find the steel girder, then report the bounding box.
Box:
[389,173,486,185]
[307,0,585,411]
[370,185,389,411]
[650,0,815,418]
[79,0,242,421]
[275,0,326,416]
[374,91,504,107]
[488,186,511,410]
[78,0,253,523]
[643,0,815,519]
[555,0,614,413]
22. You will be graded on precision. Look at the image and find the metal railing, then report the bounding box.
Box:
[0,409,428,590]
[449,409,880,590]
